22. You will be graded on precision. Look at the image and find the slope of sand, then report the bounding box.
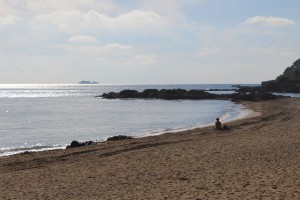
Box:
[0,98,299,199]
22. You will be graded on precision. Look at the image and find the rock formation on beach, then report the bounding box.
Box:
[66,140,94,148]
[107,135,133,141]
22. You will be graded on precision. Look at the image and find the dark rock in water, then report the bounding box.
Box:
[107,135,133,141]
[207,88,237,91]
[100,90,140,99]
[158,89,187,100]
[98,88,286,102]
[186,90,217,99]
[100,92,119,99]
[119,90,140,98]
[66,140,94,148]
[237,86,264,93]
[140,89,159,98]
[99,89,218,100]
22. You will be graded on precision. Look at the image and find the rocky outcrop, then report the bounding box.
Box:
[237,86,264,93]
[262,80,300,92]
[282,58,300,79]
[100,89,218,100]
[99,88,283,102]
[261,58,300,92]
[66,140,94,148]
[107,135,133,141]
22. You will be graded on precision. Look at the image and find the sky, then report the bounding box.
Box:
[0,0,300,84]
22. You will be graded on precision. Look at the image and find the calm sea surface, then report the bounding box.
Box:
[0,84,256,156]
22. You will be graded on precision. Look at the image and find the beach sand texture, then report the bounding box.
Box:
[0,98,299,199]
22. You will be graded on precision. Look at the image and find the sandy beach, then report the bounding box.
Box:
[0,98,299,199]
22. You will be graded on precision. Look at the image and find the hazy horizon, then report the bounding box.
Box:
[1,0,299,84]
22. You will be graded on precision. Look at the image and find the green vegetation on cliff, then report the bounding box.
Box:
[277,58,300,81]
[262,58,300,92]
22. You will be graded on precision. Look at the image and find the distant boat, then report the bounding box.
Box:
[78,80,99,84]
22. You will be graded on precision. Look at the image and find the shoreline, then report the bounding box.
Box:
[0,98,299,199]
[0,100,255,157]
[138,101,260,139]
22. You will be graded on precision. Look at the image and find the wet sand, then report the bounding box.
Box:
[0,98,299,199]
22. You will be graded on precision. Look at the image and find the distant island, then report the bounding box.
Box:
[78,80,99,84]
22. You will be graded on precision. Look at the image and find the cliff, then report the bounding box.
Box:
[261,58,300,92]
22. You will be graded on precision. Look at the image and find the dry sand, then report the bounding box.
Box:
[0,98,299,200]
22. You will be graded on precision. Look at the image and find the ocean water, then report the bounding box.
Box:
[0,84,252,156]
[273,93,300,98]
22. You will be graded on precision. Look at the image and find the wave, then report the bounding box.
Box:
[0,144,65,157]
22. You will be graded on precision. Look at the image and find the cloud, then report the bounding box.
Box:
[56,43,132,54]
[243,16,295,26]
[198,47,220,56]
[68,35,97,43]
[0,0,116,15]
[0,15,19,26]
[34,9,169,35]
[103,43,132,50]
[134,54,158,64]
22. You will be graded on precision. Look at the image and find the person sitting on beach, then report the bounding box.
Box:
[215,118,222,130]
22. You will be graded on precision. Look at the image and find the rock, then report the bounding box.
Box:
[262,79,300,92]
[99,89,219,100]
[99,88,285,101]
[237,86,263,93]
[140,89,159,98]
[100,92,119,99]
[107,135,133,141]
[66,140,94,148]
[85,141,94,145]
[252,91,278,100]
[119,90,140,98]
[158,89,187,100]
[187,90,217,99]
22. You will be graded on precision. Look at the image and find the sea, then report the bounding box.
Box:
[0,83,267,156]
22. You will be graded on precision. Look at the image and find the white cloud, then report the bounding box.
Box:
[0,15,19,26]
[134,54,158,64]
[68,35,97,43]
[56,43,132,54]
[35,10,81,22]
[243,16,295,26]
[0,0,116,15]
[198,47,220,56]
[44,0,114,12]
[139,0,205,21]
[34,9,169,35]
[103,43,132,50]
